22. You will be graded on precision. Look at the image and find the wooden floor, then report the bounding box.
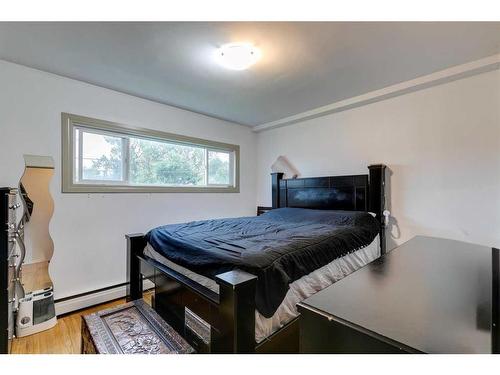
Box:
[11,292,153,354]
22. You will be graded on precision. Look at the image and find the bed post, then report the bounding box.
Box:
[271,172,284,209]
[215,270,258,353]
[126,233,146,301]
[368,164,387,255]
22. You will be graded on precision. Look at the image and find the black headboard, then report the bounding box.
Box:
[271,164,387,254]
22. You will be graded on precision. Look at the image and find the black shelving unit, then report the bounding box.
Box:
[1,187,17,354]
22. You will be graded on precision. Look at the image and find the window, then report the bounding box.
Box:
[62,113,239,193]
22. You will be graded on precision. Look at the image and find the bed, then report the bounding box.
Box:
[126,164,388,353]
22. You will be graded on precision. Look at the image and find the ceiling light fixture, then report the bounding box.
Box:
[215,43,261,71]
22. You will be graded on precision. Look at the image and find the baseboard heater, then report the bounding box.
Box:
[55,279,154,316]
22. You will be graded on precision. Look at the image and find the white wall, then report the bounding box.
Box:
[2,59,499,302]
[0,60,257,300]
[256,70,500,249]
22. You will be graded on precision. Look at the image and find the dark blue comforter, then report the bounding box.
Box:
[146,208,379,318]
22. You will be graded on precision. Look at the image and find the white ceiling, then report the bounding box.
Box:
[0,22,499,126]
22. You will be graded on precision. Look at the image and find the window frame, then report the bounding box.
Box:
[62,113,240,193]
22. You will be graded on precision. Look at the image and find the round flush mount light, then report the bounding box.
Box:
[215,43,261,70]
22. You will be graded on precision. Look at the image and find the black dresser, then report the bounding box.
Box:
[1,188,19,354]
[298,236,500,354]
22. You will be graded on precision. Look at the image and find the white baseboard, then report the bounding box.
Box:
[55,280,154,316]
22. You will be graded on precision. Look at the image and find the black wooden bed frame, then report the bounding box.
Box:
[126,164,387,353]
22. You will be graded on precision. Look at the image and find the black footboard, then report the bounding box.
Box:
[126,233,258,353]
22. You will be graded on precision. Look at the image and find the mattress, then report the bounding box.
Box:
[144,234,380,343]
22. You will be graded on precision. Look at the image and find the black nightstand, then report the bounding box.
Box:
[256,206,272,216]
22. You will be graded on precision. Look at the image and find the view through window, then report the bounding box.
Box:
[63,114,239,193]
